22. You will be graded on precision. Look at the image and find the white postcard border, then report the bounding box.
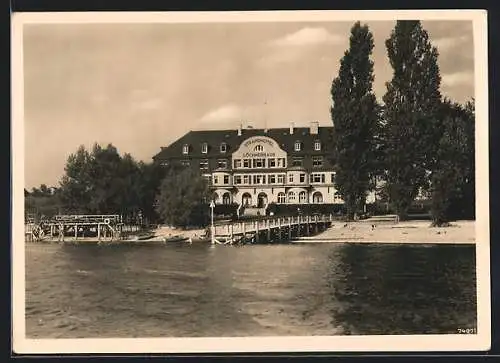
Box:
[11,9,490,354]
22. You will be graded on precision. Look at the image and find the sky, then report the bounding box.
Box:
[22,19,475,189]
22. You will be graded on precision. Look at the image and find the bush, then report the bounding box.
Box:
[365,201,392,216]
[213,203,238,220]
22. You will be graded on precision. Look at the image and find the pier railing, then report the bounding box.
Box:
[27,214,127,243]
[212,214,334,245]
[54,214,122,224]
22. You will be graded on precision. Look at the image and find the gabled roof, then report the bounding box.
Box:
[152,126,335,160]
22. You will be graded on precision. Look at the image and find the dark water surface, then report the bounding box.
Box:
[25,242,477,338]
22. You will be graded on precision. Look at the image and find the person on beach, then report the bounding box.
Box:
[58,223,64,242]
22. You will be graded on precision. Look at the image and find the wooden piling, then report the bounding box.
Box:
[242,222,246,244]
[266,219,271,241]
[255,221,260,243]
[278,218,282,241]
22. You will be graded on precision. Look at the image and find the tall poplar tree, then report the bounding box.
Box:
[382,20,442,220]
[330,22,380,220]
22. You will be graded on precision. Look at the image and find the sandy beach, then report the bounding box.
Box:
[154,226,207,239]
[156,218,476,245]
[296,219,475,244]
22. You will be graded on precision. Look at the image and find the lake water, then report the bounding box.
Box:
[25,242,477,338]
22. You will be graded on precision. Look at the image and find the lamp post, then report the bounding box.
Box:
[209,200,215,245]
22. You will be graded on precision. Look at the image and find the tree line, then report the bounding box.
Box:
[25,143,210,228]
[330,20,475,226]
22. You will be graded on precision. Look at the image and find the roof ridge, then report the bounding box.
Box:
[189,125,333,132]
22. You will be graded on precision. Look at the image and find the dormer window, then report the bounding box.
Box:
[294,141,302,152]
[220,143,227,153]
[314,140,321,151]
[201,143,208,154]
[182,144,189,155]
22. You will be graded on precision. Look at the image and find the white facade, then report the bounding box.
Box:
[207,135,361,207]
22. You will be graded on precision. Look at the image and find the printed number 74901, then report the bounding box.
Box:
[457,328,477,334]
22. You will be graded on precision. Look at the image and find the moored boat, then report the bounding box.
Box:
[187,235,211,243]
[163,235,189,243]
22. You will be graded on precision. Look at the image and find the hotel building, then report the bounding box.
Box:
[152,122,376,212]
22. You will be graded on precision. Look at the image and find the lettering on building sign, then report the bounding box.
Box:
[242,152,276,158]
[243,138,274,147]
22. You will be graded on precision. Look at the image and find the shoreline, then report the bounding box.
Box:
[293,219,475,245]
[25,220,476,246]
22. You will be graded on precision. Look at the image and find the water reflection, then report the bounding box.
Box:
[25,243,477,338]
[328,244,477,335]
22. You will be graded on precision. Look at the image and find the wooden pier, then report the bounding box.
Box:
[26,214,133,244]
[211,214,334,245]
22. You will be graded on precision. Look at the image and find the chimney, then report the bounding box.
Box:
[310,121,319,135]
[289,122,295,135]
[237,123,242,136]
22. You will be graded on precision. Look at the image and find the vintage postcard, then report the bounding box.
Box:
[11,10,490,354]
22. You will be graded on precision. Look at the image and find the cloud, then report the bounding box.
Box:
[257,48,304,67]
[129,89,164,111]
[258,27,345,68]
[270,27,344,47]
[432,35,470,52]
[199,104,243,124]
[441,71,474,87]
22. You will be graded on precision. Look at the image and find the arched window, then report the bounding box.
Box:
[299,191,307,203]
[254,145,264,152]
[222,192,231,205]
[220,143,227,153]
[294,141,302,151]
[257,192,268,208]
[288,191,296,203]
[277,192,286,204]
[201,143,208,154]
[242,193,252,206]
[312,191,323,204]
[182,144,189,154]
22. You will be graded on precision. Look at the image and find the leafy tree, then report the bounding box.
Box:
[155,167,210,228]
[458,99,476,219]
[382,20,442,220]
[85,143,124,213]
[58,143,142,217]
[330,22,381,220]
[57,142,178,223]
[59,145,93,213]
[30,184,54,197]
[25,185,62,219]
[431,99,475,225]
[135,161,168,223]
